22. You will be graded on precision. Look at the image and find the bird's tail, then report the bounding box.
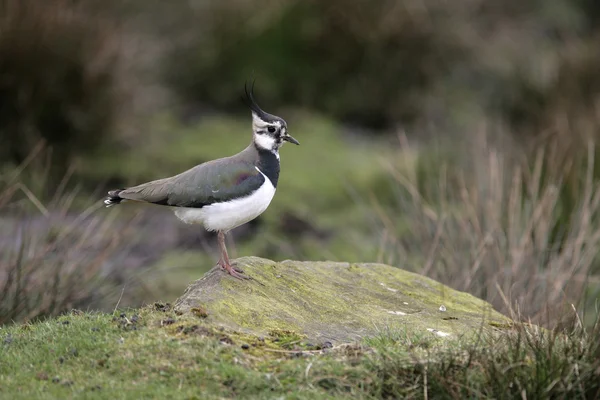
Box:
[104,189,125,207]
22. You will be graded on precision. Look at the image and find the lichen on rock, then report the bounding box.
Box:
[174,257,510,343]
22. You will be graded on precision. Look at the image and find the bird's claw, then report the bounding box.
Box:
[218,260,251,280]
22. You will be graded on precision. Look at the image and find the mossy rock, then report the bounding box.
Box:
[175,257,511,343]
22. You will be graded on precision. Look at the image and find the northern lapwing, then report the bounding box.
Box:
[104,84,299,279]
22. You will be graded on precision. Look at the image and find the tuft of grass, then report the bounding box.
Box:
[0,307,598,399]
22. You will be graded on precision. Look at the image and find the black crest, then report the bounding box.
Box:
[243,81,277,122]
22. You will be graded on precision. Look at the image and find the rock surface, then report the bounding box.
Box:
[174,257,510,343]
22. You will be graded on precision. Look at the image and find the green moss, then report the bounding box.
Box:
[175,257,510,343]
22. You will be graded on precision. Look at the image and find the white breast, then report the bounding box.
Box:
[173,168,276,233]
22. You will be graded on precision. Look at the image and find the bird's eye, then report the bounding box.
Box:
[267,126,276,133]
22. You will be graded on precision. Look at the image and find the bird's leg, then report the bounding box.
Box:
[217,231,249,280]
[224,234,242,271]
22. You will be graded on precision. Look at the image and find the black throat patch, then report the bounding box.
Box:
[256,147,280,188]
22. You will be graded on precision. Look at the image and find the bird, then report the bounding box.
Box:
[103,83,299,280]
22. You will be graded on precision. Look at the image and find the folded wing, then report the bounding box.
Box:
[117,159,264,208]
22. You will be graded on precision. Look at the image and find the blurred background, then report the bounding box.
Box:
[1,0,599,328]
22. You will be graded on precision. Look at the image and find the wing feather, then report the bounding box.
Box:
[117,157,264,208]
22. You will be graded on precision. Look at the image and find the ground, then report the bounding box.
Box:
[4,258,596,400]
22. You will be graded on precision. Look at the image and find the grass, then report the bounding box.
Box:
[0,306,598,399]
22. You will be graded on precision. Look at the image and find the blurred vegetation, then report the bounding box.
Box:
[1,0,600,330]
[163,0,464,129]
[154,0,600,130]
[0,0,127,179]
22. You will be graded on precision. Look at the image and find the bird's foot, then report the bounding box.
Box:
[218,260,250,280]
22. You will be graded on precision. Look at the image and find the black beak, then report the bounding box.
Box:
[284,135,300,145]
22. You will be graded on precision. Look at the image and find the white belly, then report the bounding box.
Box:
[173,171,276,232]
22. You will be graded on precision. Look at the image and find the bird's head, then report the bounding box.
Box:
[244,83,300,153]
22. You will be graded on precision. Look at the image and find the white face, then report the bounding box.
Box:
[252,113,287,153]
